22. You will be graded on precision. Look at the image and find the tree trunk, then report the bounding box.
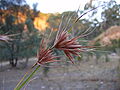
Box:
[9,58,18,67]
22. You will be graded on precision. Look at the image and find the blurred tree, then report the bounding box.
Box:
[0,0,26,10]
[47,13,61,31]
[0,0,41,67]
[101,0,120,30]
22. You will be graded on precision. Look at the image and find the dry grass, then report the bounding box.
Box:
[93,26,120,45]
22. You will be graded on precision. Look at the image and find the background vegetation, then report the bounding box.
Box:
[0,0,120,68]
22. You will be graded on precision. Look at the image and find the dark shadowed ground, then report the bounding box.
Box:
[0,55,120,90]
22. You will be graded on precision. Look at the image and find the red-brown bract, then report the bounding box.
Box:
[53,30,94,64]
[37,40,59,65]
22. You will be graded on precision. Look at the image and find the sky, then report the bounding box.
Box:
[26,0,120,13]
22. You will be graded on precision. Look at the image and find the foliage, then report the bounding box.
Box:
[101,0,120,29]
[0,0,41,67]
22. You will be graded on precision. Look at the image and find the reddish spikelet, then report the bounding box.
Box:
[54,30,94,64]
[37,39,59,66]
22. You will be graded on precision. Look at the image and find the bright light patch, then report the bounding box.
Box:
[26,0,120,13]
[26,0,90,13]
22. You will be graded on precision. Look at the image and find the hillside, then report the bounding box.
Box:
[92,26,120,46]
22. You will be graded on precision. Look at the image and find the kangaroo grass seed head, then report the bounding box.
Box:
[36,6,101,65]
[0,35,12,42]
[53,30,95,64]
[15,6,103,89]
[0,33,19,42]
[37,48,59,65]
[36,39,60,66]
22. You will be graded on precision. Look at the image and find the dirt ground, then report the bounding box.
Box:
[0,54,120,90]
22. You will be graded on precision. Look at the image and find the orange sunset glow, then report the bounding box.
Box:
[33,13,49,31]
[0,10,49,31]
